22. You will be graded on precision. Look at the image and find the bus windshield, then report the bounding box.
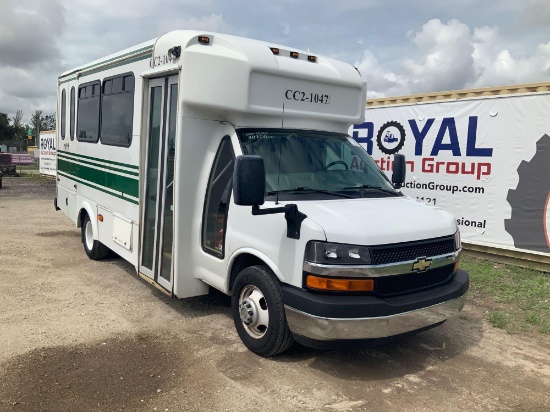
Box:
[237,129,400,200]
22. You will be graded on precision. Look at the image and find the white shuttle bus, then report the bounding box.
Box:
[55,31,469,356]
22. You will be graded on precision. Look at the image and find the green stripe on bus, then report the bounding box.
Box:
[58,171,139,205]
[57,153,139,177]
[58,158,139,198]
[58,150,139,170]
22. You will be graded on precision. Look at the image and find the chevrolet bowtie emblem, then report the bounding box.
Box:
[412,257,432,272]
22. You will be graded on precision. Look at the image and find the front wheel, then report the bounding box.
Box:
[81,214,111,260]
[231,265,294,356]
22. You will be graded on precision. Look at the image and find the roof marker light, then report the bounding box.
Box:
[270,47,280,55]
[308,55,317,63]
[290,51,299,59]
[198,36,210,45]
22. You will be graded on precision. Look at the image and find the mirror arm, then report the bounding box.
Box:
[251,204,307,239]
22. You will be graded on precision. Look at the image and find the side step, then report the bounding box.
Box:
[138,272,173,297]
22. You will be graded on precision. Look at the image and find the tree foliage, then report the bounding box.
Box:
[41,113,56,131]
[0,109,56,150]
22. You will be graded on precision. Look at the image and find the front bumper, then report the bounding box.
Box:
[283,269,469,342]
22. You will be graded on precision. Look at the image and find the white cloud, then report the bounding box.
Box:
[403,19,476,93]
[170,14,233,34]
[2,0,550,120]
[354,50,409,98]
[0,0,65,68]
[518,0,550,28]
[355,18,550,98]
[471,29,550,88]
[281,23,291,36]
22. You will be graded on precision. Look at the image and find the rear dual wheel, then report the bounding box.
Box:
[231,265,294,357]
[81,214,111,260]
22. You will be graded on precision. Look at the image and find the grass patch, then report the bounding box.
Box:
[18,164,39,170]
[20,172,46,179]
[461,255,550,334]
[489,311,507,329]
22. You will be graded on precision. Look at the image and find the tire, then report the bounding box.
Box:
[231,265,294,356]
[505,134,550,253]
[81,214,111,260]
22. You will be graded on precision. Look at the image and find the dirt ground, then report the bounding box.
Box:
[0,177,549,412]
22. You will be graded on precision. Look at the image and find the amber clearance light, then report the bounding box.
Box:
[453,260,460,273]
[306,275,374,292]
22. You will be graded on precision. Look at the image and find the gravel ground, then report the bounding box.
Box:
[0,177,549,412]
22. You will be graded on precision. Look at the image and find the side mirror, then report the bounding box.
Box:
[233,155,266,206]
[392,154,406,189]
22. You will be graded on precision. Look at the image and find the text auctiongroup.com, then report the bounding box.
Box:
[403,181,485,195]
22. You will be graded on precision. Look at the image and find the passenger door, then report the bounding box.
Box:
[139,76,178,292]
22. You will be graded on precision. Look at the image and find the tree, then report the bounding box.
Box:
[0,113,12,140]
[31,110,43,146]
[11,110,26,143]
[41,113,56,131]
[31,110,43,134]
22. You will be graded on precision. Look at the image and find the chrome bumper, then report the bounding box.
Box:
[284,291,468,341]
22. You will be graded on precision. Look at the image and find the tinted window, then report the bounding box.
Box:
[100,73,134,147]
[238,129,397,200]
[103,80,112,94]
[77,81,100,142]
[70,87,75,140]
[61,89,66,139]
[202,137,234,258]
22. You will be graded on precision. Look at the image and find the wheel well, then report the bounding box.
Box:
[229,253,266,293]
[77,208,88,229]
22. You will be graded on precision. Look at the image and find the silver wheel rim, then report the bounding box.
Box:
[85,220,94,251]
[238,285,269,339]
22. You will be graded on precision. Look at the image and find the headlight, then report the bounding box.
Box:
[305,241,372,265]
[454,229,461,251]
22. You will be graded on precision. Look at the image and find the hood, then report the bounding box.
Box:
[293,196,457,246]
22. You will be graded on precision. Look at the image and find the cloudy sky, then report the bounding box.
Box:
[1,0,550,122]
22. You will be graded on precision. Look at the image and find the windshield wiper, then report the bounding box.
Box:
[267,187,354,199]
[341,185,401,195]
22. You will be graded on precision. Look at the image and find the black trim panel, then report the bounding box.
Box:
[282,269,469,318]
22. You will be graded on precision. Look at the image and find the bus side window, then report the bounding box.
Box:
[70,86,75,140]
[77,80,101,142]
[202,136,235,258]
[60,89,66,140]
[100,73,135,147]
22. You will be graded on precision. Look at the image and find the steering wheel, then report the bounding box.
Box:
[324,160,349,170]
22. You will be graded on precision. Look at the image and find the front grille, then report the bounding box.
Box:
[370,236,455,265]
[375,265,454,297]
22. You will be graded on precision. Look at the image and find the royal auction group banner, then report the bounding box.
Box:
[39,131,57,177]
[351,93,550,254]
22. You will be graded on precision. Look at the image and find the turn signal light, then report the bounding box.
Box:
[453,260,460,273]
[198,36,210,45]
[98,214,103,222]
[306,275,374,292]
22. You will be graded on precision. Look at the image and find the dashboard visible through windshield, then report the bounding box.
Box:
[237,129,401,201]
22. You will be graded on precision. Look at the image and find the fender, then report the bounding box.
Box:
[77,199,98,240]
[226,247,285,293]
